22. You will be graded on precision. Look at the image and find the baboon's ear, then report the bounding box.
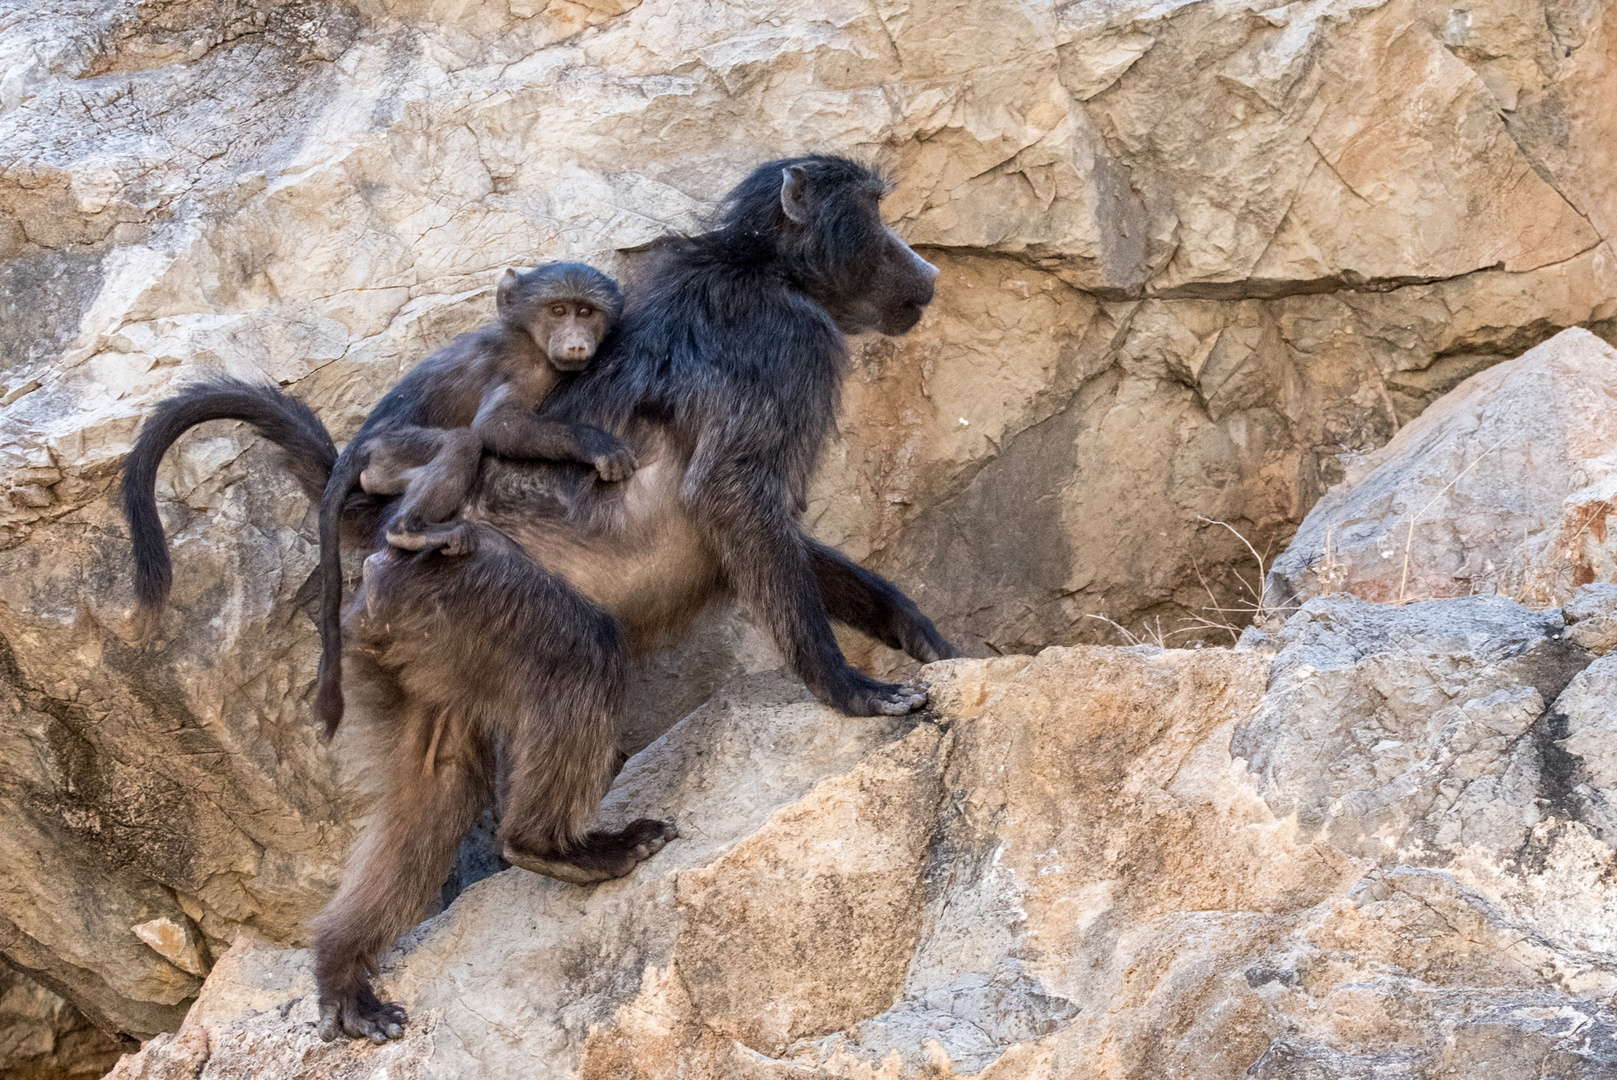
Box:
[496,268,519,311]
[780,165,811,225]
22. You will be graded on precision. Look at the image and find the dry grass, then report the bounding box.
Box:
[1179,516,1293,644]
[1085,516,1294,649]
[1082,613,1169,648]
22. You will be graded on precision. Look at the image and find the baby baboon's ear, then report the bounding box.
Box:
[496,268,520,314]
[780,165,811,225]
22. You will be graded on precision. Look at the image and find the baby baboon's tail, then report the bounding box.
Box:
[121,377,338,629]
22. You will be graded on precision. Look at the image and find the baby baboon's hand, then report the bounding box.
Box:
[591,442,638,482]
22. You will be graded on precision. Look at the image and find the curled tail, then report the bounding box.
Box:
[121,375,338,634]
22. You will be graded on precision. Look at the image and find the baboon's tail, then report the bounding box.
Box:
[315,444,368,740]
[121,377,338,629]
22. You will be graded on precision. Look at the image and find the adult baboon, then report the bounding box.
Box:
[121,155,957,1042]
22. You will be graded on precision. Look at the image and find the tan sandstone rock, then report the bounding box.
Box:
[1268,327,1617,609]
[106,597,1617,1077]
[7,0,1617,1040]
[0,967,125,1079]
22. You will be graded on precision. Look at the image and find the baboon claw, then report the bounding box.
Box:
[318,994,408,1043]
[837,675,931,716]
[384,523,477,556]
[593,450,638,483]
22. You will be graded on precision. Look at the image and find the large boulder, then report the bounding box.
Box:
[106,598,1617,1077]
[1268,327,1617,609]
[7,0,1617,1040]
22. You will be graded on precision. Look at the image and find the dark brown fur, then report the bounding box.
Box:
[306,159,957,1039]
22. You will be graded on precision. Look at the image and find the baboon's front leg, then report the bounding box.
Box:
[807,538,961,663]
[692,469,931,717]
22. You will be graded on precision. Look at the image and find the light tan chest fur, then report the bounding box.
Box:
[472,433,723,652]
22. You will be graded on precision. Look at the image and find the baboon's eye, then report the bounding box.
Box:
[577,305,594,318]
[551,304,568,318]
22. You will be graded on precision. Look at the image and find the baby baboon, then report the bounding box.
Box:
[355,262,627,555]
[312,262,631,735]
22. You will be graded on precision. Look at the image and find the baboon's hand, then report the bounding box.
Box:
[592,443,638,483]
[827,670,930,716]
[579,427,637,482]
[317,985,407,1044]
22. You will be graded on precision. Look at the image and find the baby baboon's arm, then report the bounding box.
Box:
[472,382,637,482]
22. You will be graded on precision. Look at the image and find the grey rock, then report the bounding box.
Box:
[106,617,1617,1076]
[1565,583,1617,655]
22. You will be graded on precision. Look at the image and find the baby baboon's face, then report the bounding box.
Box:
[497,263,621,372]
[534,299,609,371]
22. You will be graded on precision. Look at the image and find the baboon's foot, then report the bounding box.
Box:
[829,671,931,716]
[358,465,405,496]
[591,446,638,483]
[503,818,678,885]
[317,978,408,1043]
[385,520,478,557]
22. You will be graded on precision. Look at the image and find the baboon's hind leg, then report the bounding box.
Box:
[496,607,677,884]
[311,705,489,1042]
[386,428,484,553]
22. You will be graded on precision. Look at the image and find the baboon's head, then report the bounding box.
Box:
[497,262,624,371]
[720,155,939,336]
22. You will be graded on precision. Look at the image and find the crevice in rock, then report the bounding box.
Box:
[1469,73,1605,240]
[1093,264,1507,302]
[1532,707,1587,824]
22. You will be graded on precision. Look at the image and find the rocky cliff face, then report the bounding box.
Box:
[107,600,1617,1077]
[5,0,1617,1067]
[0,968,124,1080]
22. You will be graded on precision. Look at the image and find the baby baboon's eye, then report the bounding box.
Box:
[551,304,568,318]
[577,305,594,318]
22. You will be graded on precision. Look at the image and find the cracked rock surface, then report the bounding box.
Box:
[7,0,1617,1048]
[110,610,1617,1078]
